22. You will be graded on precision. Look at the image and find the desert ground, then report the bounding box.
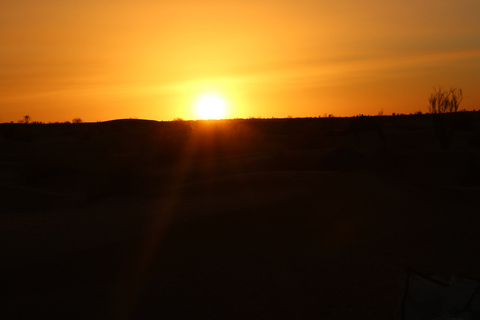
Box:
[1,113,480,319]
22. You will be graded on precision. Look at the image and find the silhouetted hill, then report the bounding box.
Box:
[1,112,480,319]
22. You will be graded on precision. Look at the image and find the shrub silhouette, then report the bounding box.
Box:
[18,115,31,124]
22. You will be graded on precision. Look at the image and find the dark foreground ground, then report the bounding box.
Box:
[1,113,480,319]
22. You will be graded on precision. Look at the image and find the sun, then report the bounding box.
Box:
[194,94,228,119]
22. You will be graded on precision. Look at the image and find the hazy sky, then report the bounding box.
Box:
[1,0,480,122]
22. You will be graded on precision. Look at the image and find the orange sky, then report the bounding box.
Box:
[1,0,480,122]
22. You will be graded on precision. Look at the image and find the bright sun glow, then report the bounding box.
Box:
[195,94,228,119]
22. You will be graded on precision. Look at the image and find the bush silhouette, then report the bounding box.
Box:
[18,115,31,124]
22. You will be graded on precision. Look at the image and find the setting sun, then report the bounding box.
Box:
[195,94,228,119]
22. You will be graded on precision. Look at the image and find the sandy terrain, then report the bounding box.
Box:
[1,113,480,319]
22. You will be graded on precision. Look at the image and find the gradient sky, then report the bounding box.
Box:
[2,0,480,122]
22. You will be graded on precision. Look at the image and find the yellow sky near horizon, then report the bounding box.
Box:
[1,0,480,122]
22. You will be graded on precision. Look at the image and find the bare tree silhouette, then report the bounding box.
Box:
[428,87,464,149]
[428,87,463,114]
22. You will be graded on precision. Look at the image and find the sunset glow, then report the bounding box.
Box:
[1,1,480,122]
